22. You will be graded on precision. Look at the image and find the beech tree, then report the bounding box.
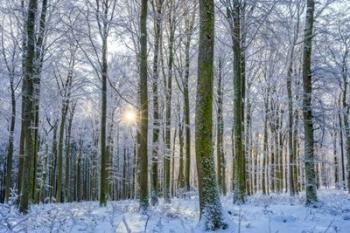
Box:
[195,0,226,230]
[0,0,347,227]
[138,0,149,211]
[19,0,38,213]
[302,0,317,204]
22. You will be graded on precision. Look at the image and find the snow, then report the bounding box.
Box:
[1,190,350,233]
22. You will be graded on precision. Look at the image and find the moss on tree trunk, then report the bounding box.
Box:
[195,0,226,230]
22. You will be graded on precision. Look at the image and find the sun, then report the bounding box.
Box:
[123,107,137,125]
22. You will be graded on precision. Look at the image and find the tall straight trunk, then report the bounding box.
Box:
[253,132,258,193]
[333,128,339,187]
[76,138,83,201]
[275,106,283,192]
[184,36,192,192]
[123,146,127,199]
[286,1,301,196]
[270,132,275,192]
[17,0,26,196]
[17,129,25,196]
[39,143,48,202]
[240,3,247,196]
[56,66,73,202]
[19,0,38,213]
[338,111,346,189]
[151,0,163,206]
[301,0,317,204]
[100,33,108,207]
[341,61,350,192]
[278,110,284,192]
[107,108,115,198]
[246,99,252,194]
[56,103,68,202]
[216,58,225,195]
[229,0,245,203]
[138,0,149,211]
[287,50,296,195]
[293,92,300,192]
[92,131,99,200]
[196,0,226,230]
[65,104,75,202]
[171,126,177,196]
[49,121,58,202]
[164,4,176,202]
[178,119,185,188]
[31,0,48,203]
[4,75,16,202]
[262,88,269,194]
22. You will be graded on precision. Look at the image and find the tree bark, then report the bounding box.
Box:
[216,57,225,195]
[151,0,163,206]
[301,0,317,204]
[19,0,38,213]
[196,0,226,230]
[229,0,245,203]
[138,0,149,211]
[164,1,176,202]
[4,73,16,202]
[31,0,48,203]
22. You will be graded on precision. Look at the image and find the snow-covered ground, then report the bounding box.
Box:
[1,190,350,233]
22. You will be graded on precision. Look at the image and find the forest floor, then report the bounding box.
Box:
[1,189,350,233]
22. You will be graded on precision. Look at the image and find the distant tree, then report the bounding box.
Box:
[216,56,226,195]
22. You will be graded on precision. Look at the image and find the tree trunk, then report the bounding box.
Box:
[164,2,176,202]
[31,0,48,203]
[287,49,296,195]
[178,119,185,189]
[338,111,346,189]
[341,60,350,192]
[196,0,226,230]
[56,60,74,202]
[184,46,191,192]
[301,0,317,204]
[216,57,225,195]
[151,0,163,206]
[4,74,16,202]
[65,104,75,202]
[19,0,38,213]
[49,121,58,202]
[56,103,67,203]
[171,126,177,196]
[262,87,269,194]
[99,32,108,207]
[229,0,245,203]
[17,0,26,197]
[138,0,149,211]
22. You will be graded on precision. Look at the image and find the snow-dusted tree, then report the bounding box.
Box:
[226,0,246,204]
[216,56,226,195]
[19,0,38,213]
[302,0,317,204]
[195,0,226,230]
[150,0,163,206]
[0,1,22,203]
